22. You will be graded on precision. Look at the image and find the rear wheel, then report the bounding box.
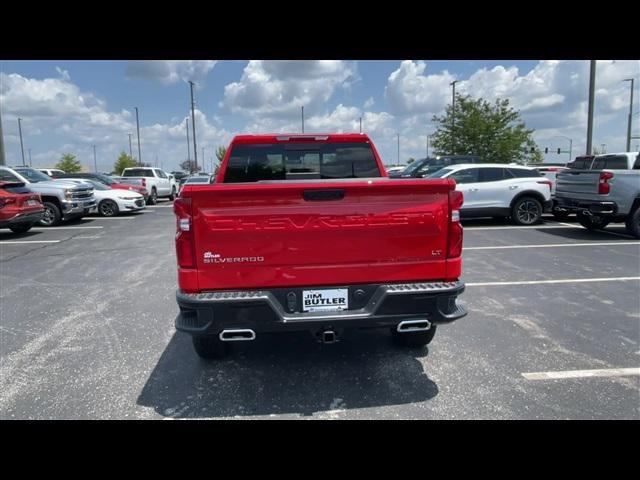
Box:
[39,202,62,226]
[577,213,610,231]
[625,207,640,239]
[98,199,119,217]
[9,224,33,234]
[511,197,543,225]
[391,325,437,347]
[147,188,157,205]
[192,335,229,359]
[168,186,176,201]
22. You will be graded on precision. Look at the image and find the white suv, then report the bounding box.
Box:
[428,163,553,225]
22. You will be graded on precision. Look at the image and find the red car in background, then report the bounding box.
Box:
[0,181,45,233]
[50,172,149,201]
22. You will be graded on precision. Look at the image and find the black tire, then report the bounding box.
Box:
[553,211,570,222]
[577,213,610,231]
[511,197,543,225]
[9,224,33,234]
[168,186,176,201]
[391,325,437,347]
[98,199,119,217]
[146,188,157,205]
[192,335,229,359]
[625,207,640,239]
[38,202,62,226]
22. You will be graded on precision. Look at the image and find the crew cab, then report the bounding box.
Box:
[174,133,466,359]
[0,181,44,233]
[120,167,176,204]
[427,163,552,224]
[555,152,640,237]
[0,166,96,226]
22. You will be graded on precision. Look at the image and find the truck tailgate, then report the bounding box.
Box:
[186,179,455,290]
[556,170,600,196]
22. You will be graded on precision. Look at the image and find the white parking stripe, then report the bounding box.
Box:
[466,277,640,287]
[147,205,173,208]
[30,226,103,230]
[522,367,640,380]
[0,240,61,244]
[556,222,636,239]
[464,225,581,231]
[84,217,135,220]
[465,242,640,250]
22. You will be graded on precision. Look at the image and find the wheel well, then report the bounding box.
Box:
[510,191,546,210]
[630,197,640,214]
[41,196,61,208]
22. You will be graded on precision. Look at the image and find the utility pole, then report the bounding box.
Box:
[427,135,430,157]
[397,133,400,166]
[202,147,205,172]
[623,78,634,151]
[135,107,142,165]
[189,81,198,171]
[28,148,32,166]
[586,60,596,155]
[450,80,458,154]
[301,106,305,133]
[359,117,362,133]
[186,118,191,164]
[93,145,97,172]
[0,105,5,166]
[18,118,26,166]
[128,133,134,160]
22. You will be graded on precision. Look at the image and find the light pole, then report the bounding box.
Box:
[450,80,458,154]
[623,78,634,151]
[426,134,432,157]
[135,107,142,165]
[586,60,596,154]
[128,133,133,160]
[301,106,305,133]
[359,116,362,133]
[189,81,198,171]
[397,133,400,166]
[185,118,191,164]
[28,148,32,167]
[601,143,606,154]
[553,135,573,162]
[202,147,205,172]
[18,117,26,166]
[93,145,97,172]
[0,106,5,166]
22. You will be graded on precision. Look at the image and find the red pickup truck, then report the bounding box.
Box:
[174,133,466,359]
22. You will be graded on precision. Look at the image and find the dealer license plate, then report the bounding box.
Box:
[302,289,349,312]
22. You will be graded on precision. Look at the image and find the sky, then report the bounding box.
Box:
[1,60,638,172]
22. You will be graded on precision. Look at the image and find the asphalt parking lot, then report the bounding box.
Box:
[1,204,638,419]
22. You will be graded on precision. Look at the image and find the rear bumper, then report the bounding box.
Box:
[555,197,617,216]
[176,281,466,336]
[0,209,44,228]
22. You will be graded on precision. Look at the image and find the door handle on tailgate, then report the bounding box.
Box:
[302,189,345,201]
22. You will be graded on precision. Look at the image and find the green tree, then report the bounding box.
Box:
[215,146,227,162]
[113,152,138,175]
[431,94,537,164]
[55,153,82,173]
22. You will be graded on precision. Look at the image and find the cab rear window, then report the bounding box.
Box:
[223,143,381,183]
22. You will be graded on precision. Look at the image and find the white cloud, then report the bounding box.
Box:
[221,60,357,119]
[125,61,217,87]
[364,97,375,109]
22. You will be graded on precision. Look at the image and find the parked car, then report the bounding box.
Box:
[530,164,570,219]
[57,178,146,217]
[0,166,95,226]
[120,167,176,204]
[555,152,640,237]
[174,133,466,359]
[388,155,481,178]
[38,168,66,177]
[0,181,45,233]
[50,172,149,202]
[427,163,552,225]
[179,174,213,190]
[385,165,407,174]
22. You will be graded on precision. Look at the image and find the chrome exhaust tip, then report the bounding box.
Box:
[219,329,256,342]
[397,319,432,333]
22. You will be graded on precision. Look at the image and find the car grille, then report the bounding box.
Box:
[72,189,93,200]
[135,199,144,207]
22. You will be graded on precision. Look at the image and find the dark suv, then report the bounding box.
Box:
[389,155,481,178]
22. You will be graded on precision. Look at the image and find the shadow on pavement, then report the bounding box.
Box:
[137,324,439,418]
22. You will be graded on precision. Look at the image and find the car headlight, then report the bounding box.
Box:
[122,196,138,200]
[64,188,74,200]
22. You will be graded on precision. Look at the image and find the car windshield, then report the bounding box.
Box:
[186,177,210,183]
[14,168,52,183]
[402,159,429,175]
[427,168,454,178]
[85,179,110,190]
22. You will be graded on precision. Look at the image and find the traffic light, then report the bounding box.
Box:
[557,148,561,154]
[544,147,548,153]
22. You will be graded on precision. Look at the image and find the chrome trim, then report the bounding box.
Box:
[219,329,256,342]
[396,319,432,332]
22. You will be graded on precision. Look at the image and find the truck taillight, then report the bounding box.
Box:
[141,178,146,187]
[448,189,464,258]
[174,197,195,268]
[598,171,613,195]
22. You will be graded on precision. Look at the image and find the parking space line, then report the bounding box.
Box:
[84,217,135,220]
[466,277,640,287]
[0,240,61,244]
[522,367,640,381]
[555,222,636,239]
[147,205,173,208]
[464,225,582,231]
[30,226,103,230]
[465,242,640,250]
